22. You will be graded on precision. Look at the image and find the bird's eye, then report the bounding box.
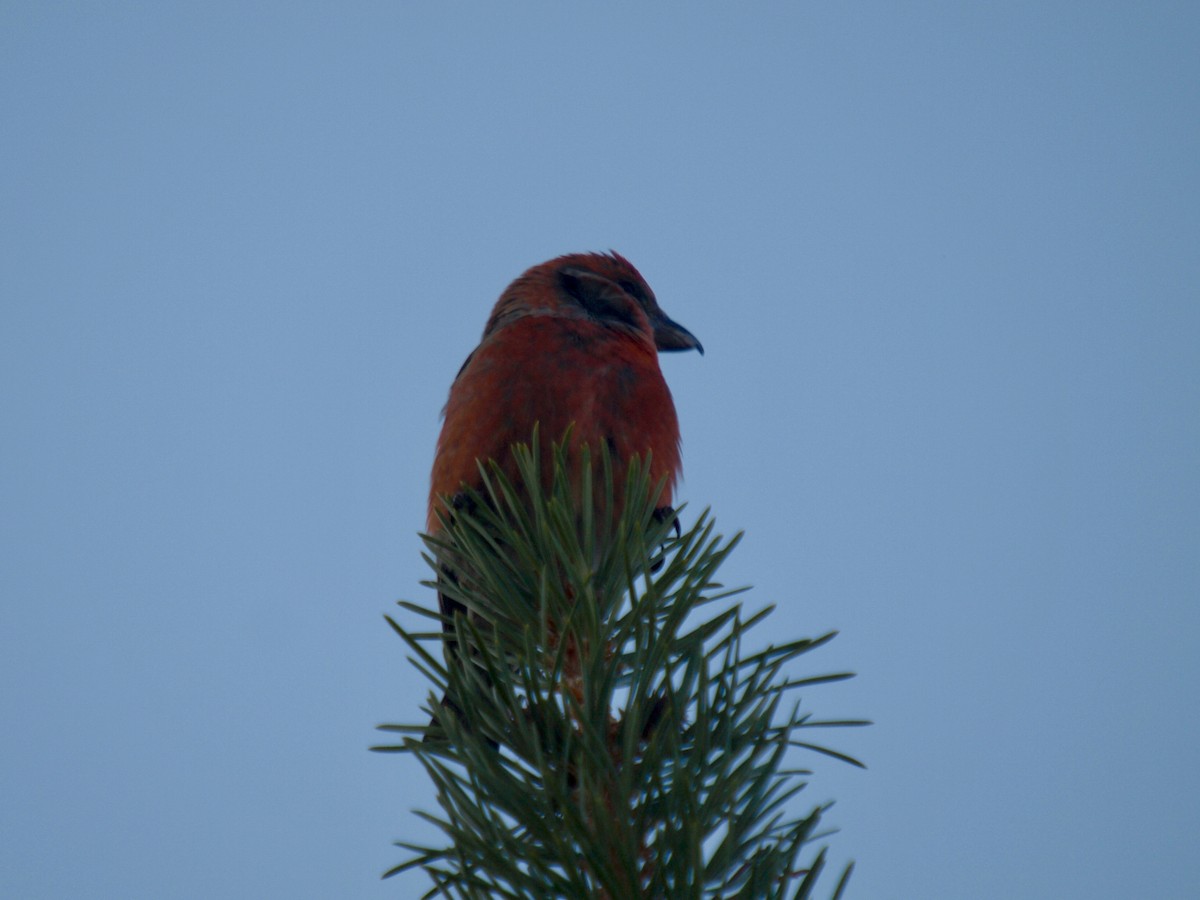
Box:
[559,268,643,331]
[617,279,643,300]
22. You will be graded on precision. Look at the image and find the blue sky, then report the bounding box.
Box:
[2,3,1197,898]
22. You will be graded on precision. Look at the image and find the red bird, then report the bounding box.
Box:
[428,251,701,534]
[426,251,701,733]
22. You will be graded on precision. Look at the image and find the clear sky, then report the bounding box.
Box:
[2,3,1197,898]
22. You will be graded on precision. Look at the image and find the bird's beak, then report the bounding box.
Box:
[653,314,704,355]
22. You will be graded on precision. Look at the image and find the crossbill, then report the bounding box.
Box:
[426,251,702,734]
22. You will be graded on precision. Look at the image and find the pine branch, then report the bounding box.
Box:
[376,435,866,897]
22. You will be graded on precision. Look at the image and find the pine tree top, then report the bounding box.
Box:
[376,432,866,899]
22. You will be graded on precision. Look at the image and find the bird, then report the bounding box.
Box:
[425,251,702,737]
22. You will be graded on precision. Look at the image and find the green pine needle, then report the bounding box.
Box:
[376,431,864,897]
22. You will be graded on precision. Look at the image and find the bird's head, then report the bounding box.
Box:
[486,252,703,355]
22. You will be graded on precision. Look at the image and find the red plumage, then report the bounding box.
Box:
[428,251,701,532]
[424,251,701,737]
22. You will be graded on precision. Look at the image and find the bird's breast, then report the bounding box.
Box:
[429,317,681,529]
